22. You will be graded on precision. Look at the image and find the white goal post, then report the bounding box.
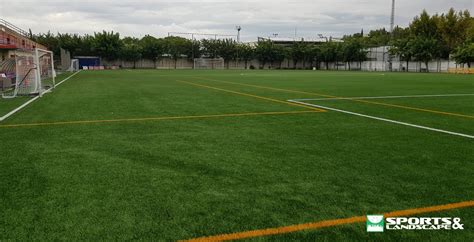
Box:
[194,58,225,69]
[68,59,79,72]
[2,48,56,98]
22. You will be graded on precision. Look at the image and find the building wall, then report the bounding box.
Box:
[0,19,47,66]
[0,21,46,51]
[101,57,466,72]
[100,45,470,73]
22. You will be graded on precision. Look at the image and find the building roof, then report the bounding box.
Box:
[256,36,344,45]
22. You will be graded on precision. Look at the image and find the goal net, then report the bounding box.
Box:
[194,58,225,69]
[2,49,56,98]
[68,59,79,72]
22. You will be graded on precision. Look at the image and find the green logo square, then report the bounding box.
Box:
[367,215,384,232]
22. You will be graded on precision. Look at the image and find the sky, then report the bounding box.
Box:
[0,0,472,41]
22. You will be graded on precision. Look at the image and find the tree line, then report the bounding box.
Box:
[34,8,473,70]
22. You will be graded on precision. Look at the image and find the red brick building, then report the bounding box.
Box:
[0,18,47,61]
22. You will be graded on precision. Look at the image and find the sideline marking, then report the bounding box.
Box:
[289,100,474,139]
[182,200,474,241]
[294,93,474,101]
[0,71,81,122]
[176,80,326,112]
[0,111,319,128]
[194,77,474,119]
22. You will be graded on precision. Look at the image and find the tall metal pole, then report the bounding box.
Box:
[388,0,395,71]
[192,34,195,69]
[236,26,241,43]
[390,0,395,33]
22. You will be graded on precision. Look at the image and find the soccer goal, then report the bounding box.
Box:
[68,59,79,72]
[2,48,56,98]
[194,58,225,69]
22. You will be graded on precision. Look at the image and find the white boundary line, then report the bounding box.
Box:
[288,100,474,139]
[293,93,474,101]
[0,71,81,122]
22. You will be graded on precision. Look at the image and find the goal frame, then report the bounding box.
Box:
[2,48,55,98]
[35,48,56,97]
[68,59,79,72]
[193,58,225,70]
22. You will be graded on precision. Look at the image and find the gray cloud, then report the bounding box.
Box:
[0,0,472,41]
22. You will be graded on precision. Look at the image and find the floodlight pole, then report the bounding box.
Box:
[192,33,195,69]
[388,0,395,72]
[236,26,241,43]
[390,0,395,33]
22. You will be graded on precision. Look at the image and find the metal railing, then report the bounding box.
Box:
[0,18,30,38]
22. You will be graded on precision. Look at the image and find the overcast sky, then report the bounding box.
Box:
[1,0,472,41]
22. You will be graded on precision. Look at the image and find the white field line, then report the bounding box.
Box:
[288,100,474,139]
[0,71,81,122]
[293,93,474,102]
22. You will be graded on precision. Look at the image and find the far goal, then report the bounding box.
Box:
[194,58,225,70]
[2,48,56,98]
[68,59,79,72]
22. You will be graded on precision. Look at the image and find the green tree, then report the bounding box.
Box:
[216,39,237,69]
[435,8,472,58]
[140,35,165,68]
[342,38,367,70]
[289,42,307,69]
[319,42,338,70]
[411,36,441,72]
[390,37,414,72]
[334,43,345,70]
[254,40,274,69]
[365,28,391,46]
[272,45,286,69]
[410,10,441,39]
[33,31,60,56]
[76,34,95,56]
[453,43,474,67]
[163,36,191,69]
[120,37,142,69]
[235,43,254,69]
[57,33,81,57]
[187,39,202,61]
[308,45,322,69]
[201,39,220,58]
[93,31,122,60]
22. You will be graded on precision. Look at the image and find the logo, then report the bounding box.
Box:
[386,217,464,230]
[367,215,384,232]
[366,215,464,232]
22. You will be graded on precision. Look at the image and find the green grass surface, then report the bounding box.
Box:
[0,73,72,117]
[0,70,473,240]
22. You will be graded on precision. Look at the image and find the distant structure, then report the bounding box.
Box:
[0,18,46,61]
[254,36,343,47]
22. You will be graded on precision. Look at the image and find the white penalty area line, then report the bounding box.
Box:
[293,93,474,102]
[288,100,474,139]
[0,71,81,122]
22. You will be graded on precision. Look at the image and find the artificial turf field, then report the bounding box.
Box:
[0,69,473,241]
